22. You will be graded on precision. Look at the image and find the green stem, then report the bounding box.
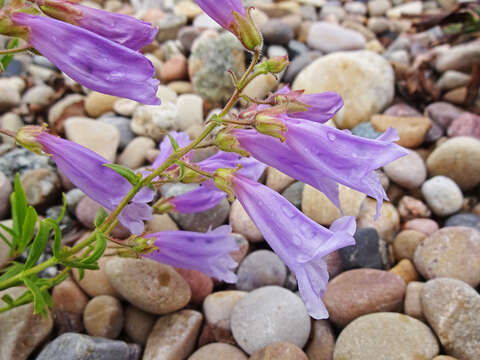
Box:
[178,160,214,179]
[0,257,57,290]
[0,44,31,55]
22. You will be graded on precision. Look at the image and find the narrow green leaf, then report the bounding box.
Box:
[77,268,85,281]
[1,294,13,306]
[56,193,67,224]
[24,221,50,269]
[23,277,48,317]
[20,206,38,250]
[94,207,109,228]
[0,224,16,238]
[43,218,63,259]
[82,233,107,264]
[12,173,27,237]
[167,133,180,151]
[0,38,19,72]
[103,164,139,186]
[0,231,13,250]
[0,262,24,284]
[62,261,99,270]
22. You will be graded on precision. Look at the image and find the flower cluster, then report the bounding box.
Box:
[4,0,408,319]
[1,1,159,103]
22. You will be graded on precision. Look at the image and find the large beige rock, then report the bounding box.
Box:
[293,51,394,129]
[371,115,432,148]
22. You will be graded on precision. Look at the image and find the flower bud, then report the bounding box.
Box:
[255,56,289,74]
[232,8,263,51]
[15,125,46,155]
[152,198,175,215]
[214,168,237,201]
[216,129,250,157]
[255,113,287,142]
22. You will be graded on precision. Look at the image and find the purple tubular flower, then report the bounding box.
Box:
[34,130,154,234]
[232,174,356,318]
[271,86,344,123]
[38,0,157,50]
[11,12,159,105]
[194,0,245,30]
[145,225,238,283]
[170,185,227,213]
[234,120,408,217]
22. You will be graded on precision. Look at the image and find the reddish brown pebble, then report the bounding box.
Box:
[393,230,426,261]
[175,268,213,305]
[249,342,308,360]
[305,320,335,360]
[389,259,419,284]
[323,269,406,327]
[124,305,156,345]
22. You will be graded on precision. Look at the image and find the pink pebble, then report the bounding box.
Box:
[403,218,439,235]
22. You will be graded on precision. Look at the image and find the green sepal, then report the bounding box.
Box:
[94,207,109,228]
[81,232,107,264]
[24,221,50,269]
[11,173,27,238]
[103,163,140,186]
[20,206,38,251]
[23,277,50,317]
[167,133,180,151]
[43,218,63,259]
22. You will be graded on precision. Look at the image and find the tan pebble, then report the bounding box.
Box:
[404,281,425,321]
[305,320,335,360]
[188,343,247,360]
[393,230,426,261]
[249,342,308,360]
[124,305,156,345]
[83,295,124,339]
[371,115,432,148]
[389,259,419,283]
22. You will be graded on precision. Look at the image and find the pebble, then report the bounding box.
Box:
[0,287,53,360]
[422,278,480,360]
[404,281,425,321]
[390,258,419,283]
[188,343,247,360]
[351,122,381,139]
[261,19,294,45]
[334,313,439,360]
[427,137,480,190]
[0,113,23,145]
[435,40,480,72]
[282,181,304,209]
[357,198,400,242]
[421,176,463,217]
[0,84,20,111]
[242,73,279,102]
[104,257,191,314]
[145,214,179,233]
[230,199,263,243]
[339,228,387,270]
[383,150,426,189]
[84,92,119,118]
[0,220,12,269]
[143,310,203,360]
[236,250,287,291]
[20,168,60,206]
[283,52,318,84]
[425,102,464,129]
[64,117,120,162]
[445,213,480,231]
[448,112,480,139]
[398,196,431,220]
[155,14,187,42]
[0,171,12,219]
[323,269,406,327]
[393,230,426,261]
[305,320,335,360]
[73,255,120,298]
[22,85,54,107]
[231,286,311,355]
[250,342,308,360]
[371,115,432,148]
[307,22,366,53]
[368,0,392,16]
[113,99,139,117]
[387,1,423,17]
[131,103,178,141]
[176,94,204,131]
[48,94,86,133]
[99,116,135,150]
[160,54,188,83]
[175,268,213,305]
[124,305,156,345]
[189,32,245,104]
[83,295,124,339]
[0,148,54,182]
[52,279,89,334]
[266,167,295,193]
[404,218,439,235]
[36,333,136,360]
[293,51,394,129]
[302,184,366,226]
[437,70,471,91]
[118,136,156,169]
[414,227,480,287]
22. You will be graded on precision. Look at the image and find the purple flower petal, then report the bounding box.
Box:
[232,174,356,318]
[145,225,238,283]
[11,12,159,104]
[194,0,245,30]
[35,131,153,234]
[171,185,227,213]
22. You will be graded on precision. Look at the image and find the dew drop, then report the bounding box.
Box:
[282,205,296,218]
[327,133,336,141]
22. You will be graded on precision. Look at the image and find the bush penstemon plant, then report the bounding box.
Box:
[0,0,408,319]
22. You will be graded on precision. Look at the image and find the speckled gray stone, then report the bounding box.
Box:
[236,250,287,291]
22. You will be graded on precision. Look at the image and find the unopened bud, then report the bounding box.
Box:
[214,168,237,201]
[216,129,250,157]
[15,125,46,155]
[255,56,289,74]
[232,8,263,51]
[153,198,175,215]
[255,113,287,141]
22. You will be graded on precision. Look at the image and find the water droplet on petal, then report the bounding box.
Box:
[328,133,336,141]
[282,205,296,218]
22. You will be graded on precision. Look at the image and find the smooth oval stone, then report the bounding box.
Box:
[124,305,155,345]
[404,281,425,321]
[393,230,427,261]
[305,320,335,360]
[357,198,400,242]
[0,287,53,360]
[236,250,287,291]
[422,278,480,360]
[339,228,387,270]
[324,269,406,327]
[144,310,203,360]
[104,258,191,314]
[426,137,480,190]
[231,286,311,355]
[421,176,463,217]
[445,213,480,231]
[230,199,263,243]
[83,295,124,339]
[188,343,247,360]
[414,227,480,287]
[250,342,308,360]
[383,150,426,189]
[334,313,439,360]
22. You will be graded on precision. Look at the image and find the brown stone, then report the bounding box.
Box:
[323,269,406,327]
[188,343,247,360]
[143,310,203,360]
[249,342,308,360]
[73,256,120,298]
[83,295,124,339]
[371,115,432,148]
[357,198,400,242]
[414,227,480,287]
[404,281,425,321]
[124,305,156,345]
[175,268,213,305]
[393,230,426,261]
[52,279,89,334]
[305,320,335,360]
[389,259,419,284]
